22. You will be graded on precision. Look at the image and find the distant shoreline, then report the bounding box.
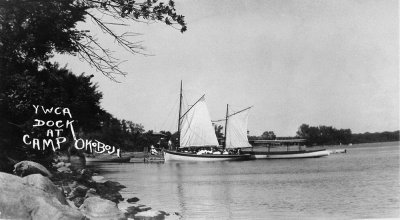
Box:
[313,141,399,149]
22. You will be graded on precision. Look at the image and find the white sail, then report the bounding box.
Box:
[225,107,251,149]
[180,97,219,148]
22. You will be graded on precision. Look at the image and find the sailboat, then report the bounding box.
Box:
[163,81,251,161]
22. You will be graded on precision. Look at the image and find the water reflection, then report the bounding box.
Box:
[88,143,400,219]
[175,163,187,219]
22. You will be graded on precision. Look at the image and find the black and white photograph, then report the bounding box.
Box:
[0,0,399,219]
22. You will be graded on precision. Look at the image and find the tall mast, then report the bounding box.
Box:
[177,80,183,149]
[224,104,229,150]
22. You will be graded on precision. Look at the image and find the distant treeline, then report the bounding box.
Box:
[248,124,400,146]
[296,124,352,146]
[351,131,399,144]
[296,124,399,146]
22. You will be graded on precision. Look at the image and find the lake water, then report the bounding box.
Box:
[88,142,400,219]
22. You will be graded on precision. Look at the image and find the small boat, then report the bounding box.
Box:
[84,154,131,163]
[249,149,330,159]
[163,81,251,162]
[245,139,330,159]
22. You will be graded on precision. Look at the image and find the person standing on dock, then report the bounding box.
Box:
[168,139,172,150]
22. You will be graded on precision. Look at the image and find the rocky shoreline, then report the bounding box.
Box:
[0,159,178,220]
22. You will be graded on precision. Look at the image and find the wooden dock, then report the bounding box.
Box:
[130,156,164,163]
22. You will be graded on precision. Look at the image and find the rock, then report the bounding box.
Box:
[69,181,78,188]
[117,201,132,213]
[122,204,151,218]
[62,185,72,195]
[79,197,125,220]
[23,174,68,205]
[72,197,85,208]
[124,205,139,219]
[95,181,125,203]
[75,169,95,183]
[68,156,85,170]
[104,180,126,190]
[13,160,52,177]
[92,175,105,183]
[126,197,139,203]
[54,161,65,168]
[85,188,99,198]
[134,210,166,220]
[0,172,83,220]
[80,168,93,176]
[159,211,169,216]
[99,190,123,203]
[57,166,72,173]
[137,205,152,212]
[68,185,89,200]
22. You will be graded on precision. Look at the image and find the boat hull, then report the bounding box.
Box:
[163,150,251,162]
[249,149,330,159]
[85,157,131,163]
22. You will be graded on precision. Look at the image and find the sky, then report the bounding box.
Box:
[56,0,399,136]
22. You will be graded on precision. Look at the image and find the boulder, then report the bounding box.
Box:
[95,181,125,203]
[123,205,139,219]
[80,169,93,177]
[92,175,105,183]
[134,210,166,220]
[57,166,72,173]
[85,188,99,198]
[54,161,65,168]
[0,172,83,220]
[136,205,152,212]
[79,197,125,220]
[62,185,72,195]
[104,180,126,190]
[13,160,52,177]
[68,184,89,200]
[72,197,85,208]
[122,204,151,218]
[64,162,72,168]
[126,197,139,203]
[23,174,68,205]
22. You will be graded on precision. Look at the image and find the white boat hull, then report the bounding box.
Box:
[85,156,131,163]
[163,150,251,162]
[250,149,330,159]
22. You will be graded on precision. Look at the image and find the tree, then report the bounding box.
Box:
[0,0,186,81]
[0,0,187,170]
[261,131,276,140]
[0,63,104,168]
[296,124,310,139]
[0,0,187,80]
[351,130,398,144]
[296,124,353,146]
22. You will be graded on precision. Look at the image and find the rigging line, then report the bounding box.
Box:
[212,106,253,122]
[227,106,253,118]
[180,94,205,120]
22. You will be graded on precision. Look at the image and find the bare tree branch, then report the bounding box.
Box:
[65,0,186,81]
